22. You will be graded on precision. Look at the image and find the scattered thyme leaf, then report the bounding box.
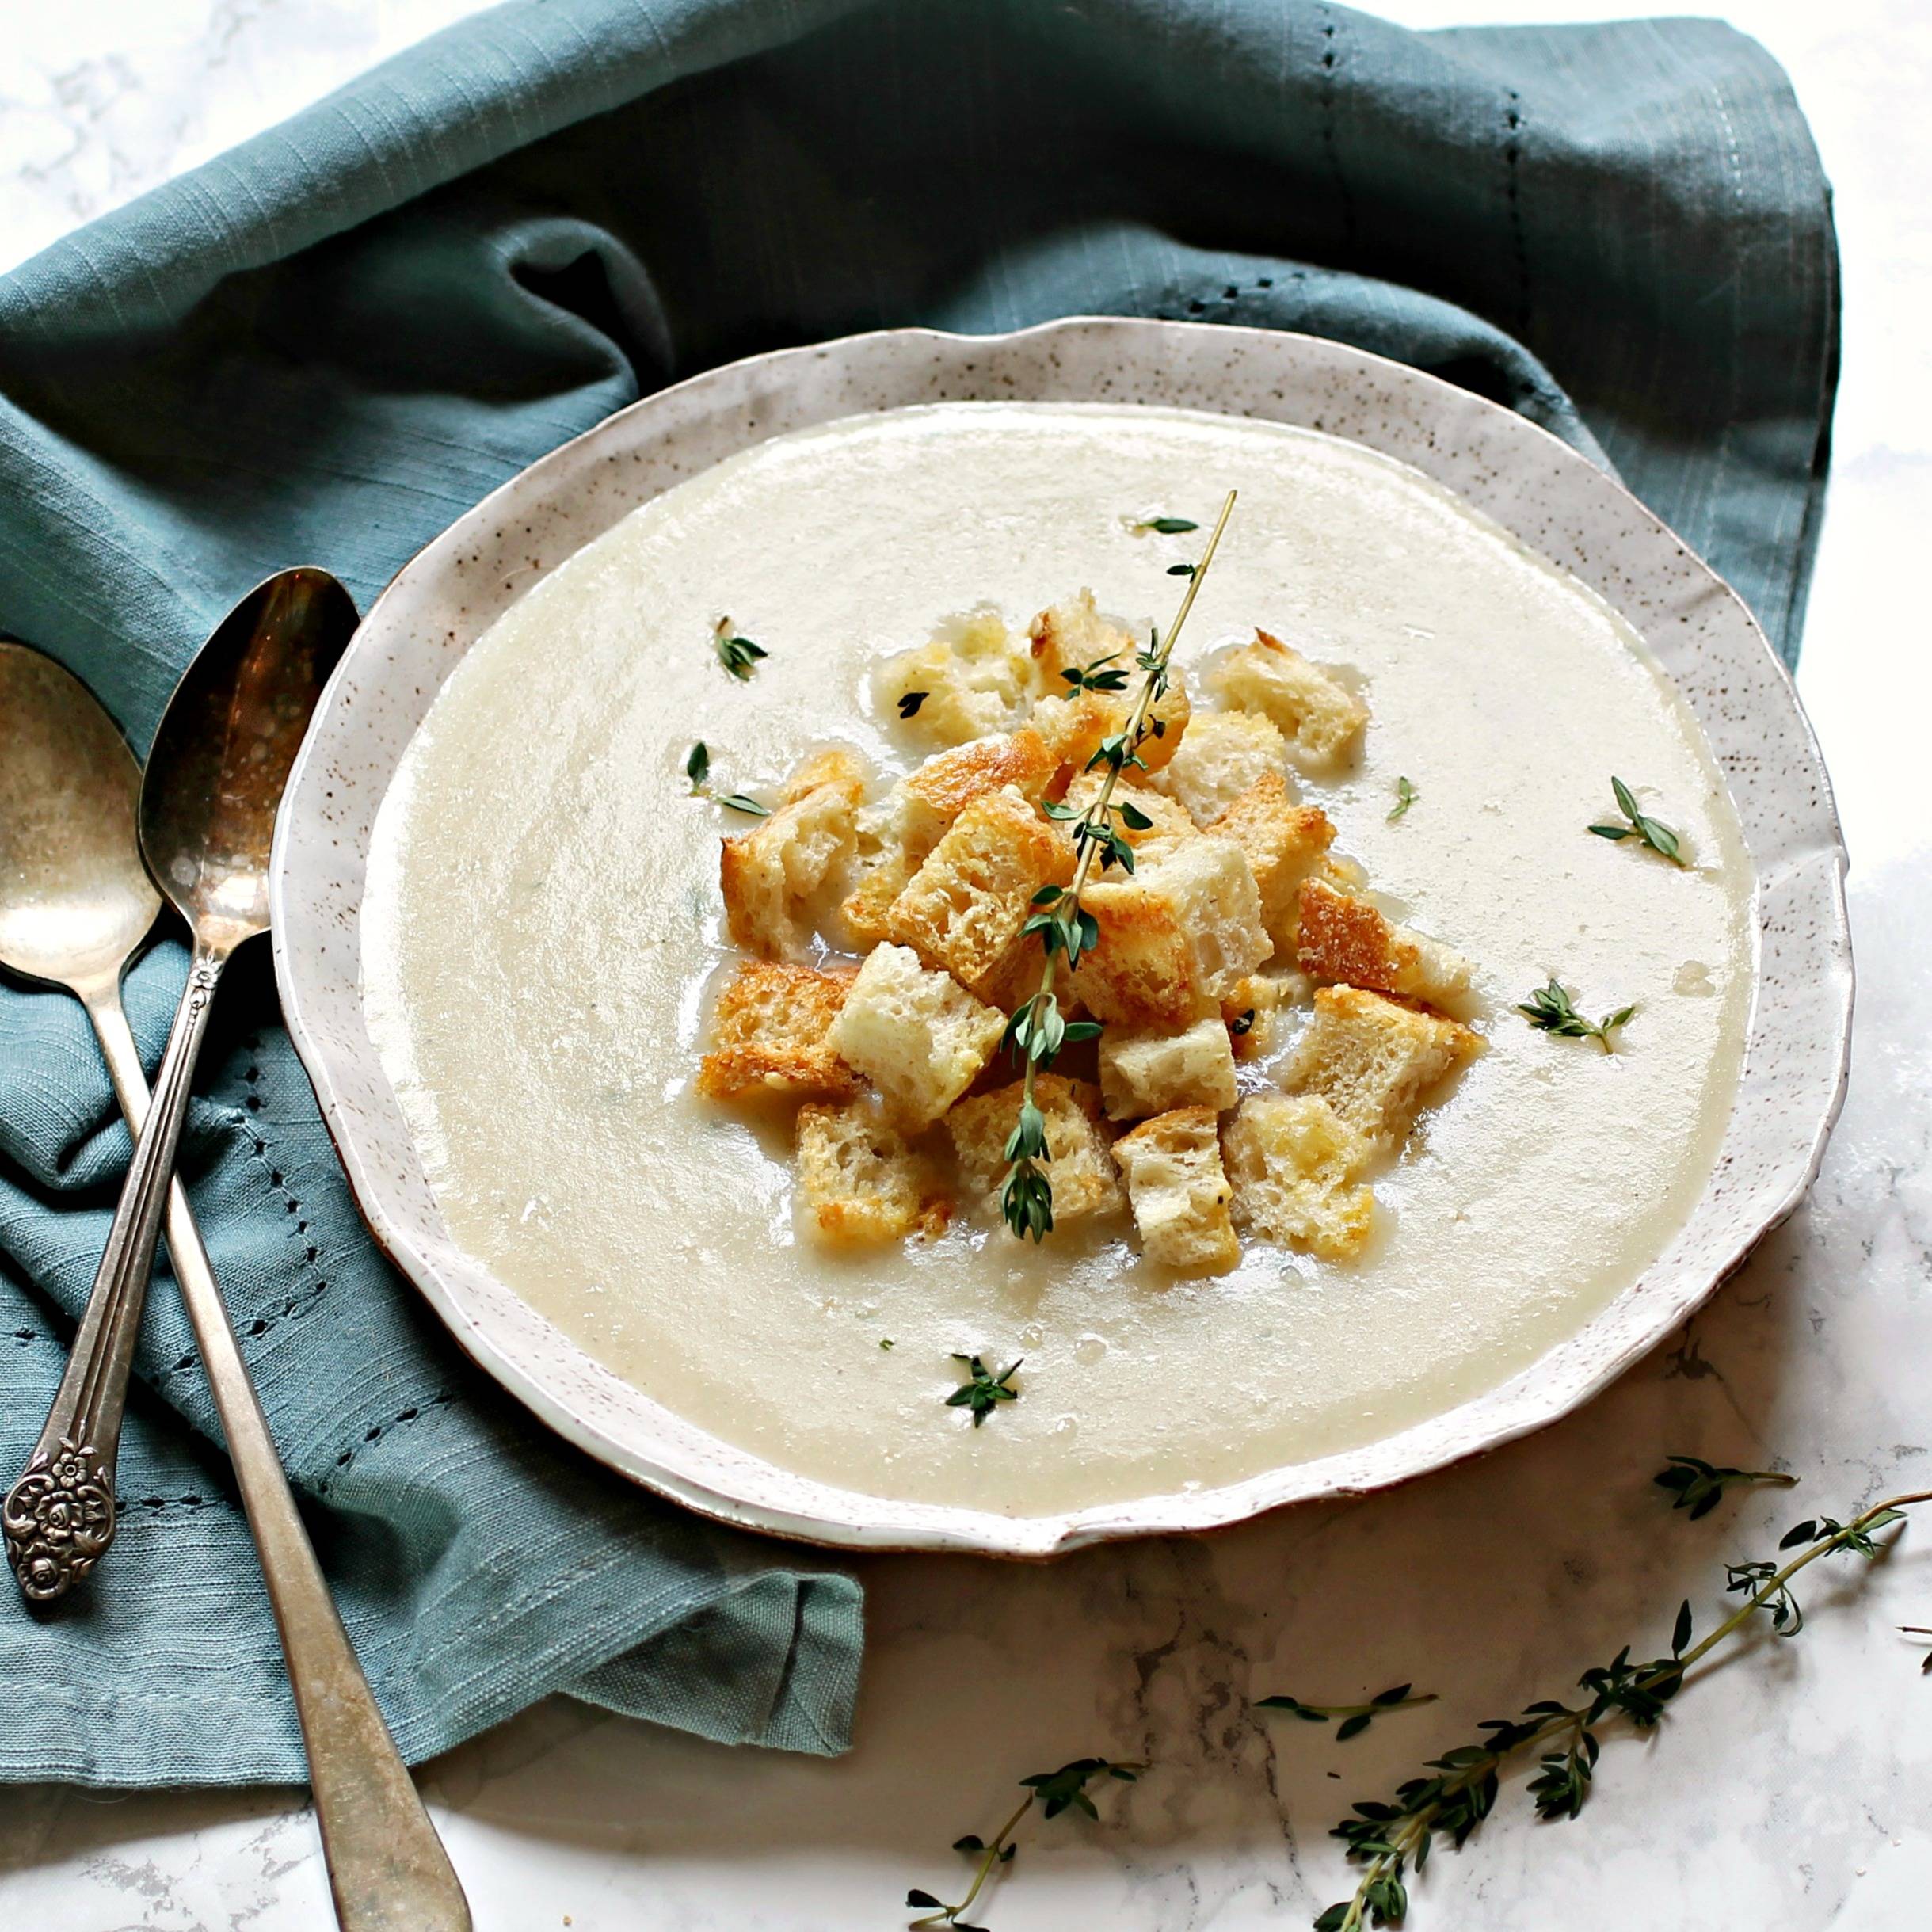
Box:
[1167,562,1197,577]
[1588,775,1685,865]
[1388,775,1418,823]
[718,793,771,817]
[1306,1484,1929,1932]
[713,618,768,680]
[1229,1008,1256,1036]
[947,1354,1021,1426]
[1653,1454,1797,1521]
[1259,1686,1439,1741]
[879,1338,895,1351]
[898,690,929,718]
[685,741,710,789]
[1517,977,1634,1054]
[1134,515,1199,534]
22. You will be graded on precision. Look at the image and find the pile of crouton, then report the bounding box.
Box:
[697,593,1482,1274]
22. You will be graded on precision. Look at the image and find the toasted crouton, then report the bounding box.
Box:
[1209,775,1336,954]
[879,610,1042,748]
[780,746,867,805]
[1296,878,1473,1005]
[825,943,1006,1124]
[903,726,1060,822]
[1098,1016,1237,1121]
[796,1097,951,1243]
[1053,772,1201,867]
[1222,972,1294,1058]
[1223,1093,1374,1259]
[1029,592,1189,773]
[885,785,1074,999]
[697,961,858,1100]
[1209,630,1368,771]
[1073,837,1272,1029]
[720,774,859,961]
[1285,985,1482,1148]
[1147,709,1289,826]
[1112,1106,1241,1274]
[947,1073,1122,1224]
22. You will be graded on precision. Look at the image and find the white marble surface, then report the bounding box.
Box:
[3,2,1930,1926]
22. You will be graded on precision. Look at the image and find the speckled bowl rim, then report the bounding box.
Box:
[271,318,1851,1559]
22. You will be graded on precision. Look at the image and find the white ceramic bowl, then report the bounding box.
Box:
[270,319,1850,1558]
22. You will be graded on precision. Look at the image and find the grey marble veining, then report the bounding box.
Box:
[2,2,1930,1926]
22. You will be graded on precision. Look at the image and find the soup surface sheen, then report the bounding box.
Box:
[363,403,1751,1517]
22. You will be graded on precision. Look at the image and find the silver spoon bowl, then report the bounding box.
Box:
[0,623,469,1930]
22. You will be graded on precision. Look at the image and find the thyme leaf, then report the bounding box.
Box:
[945,1354,1022,1426]
[1653,1454,1797,1521]
[1387,776,1418,823]
[1134,515,1199,534]
[1588,776,1684,864]
[1517,977,1635,1054]
[713,618,768,680]
[899,689,928,718]
[1259,1686,1439,1743]
[685,741,710,790]
[718,793,771,817]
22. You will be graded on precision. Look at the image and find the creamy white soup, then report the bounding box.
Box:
[362,403,1751,1517]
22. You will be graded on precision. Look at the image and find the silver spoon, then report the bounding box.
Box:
[0,621,471,1930]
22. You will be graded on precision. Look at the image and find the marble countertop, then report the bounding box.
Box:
[4,3,1929,1926]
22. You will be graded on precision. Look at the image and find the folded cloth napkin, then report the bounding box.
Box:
[0,0,1835,1786]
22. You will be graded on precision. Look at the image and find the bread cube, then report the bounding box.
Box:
[697,961,859,1100]
[720,772,859,961]
[1222,972,1294,1059]
[1111,1106,1241,1274]
[1098,1016,1237,1121]
[1147,709,1288,826]
[1028,591,1188,774]
[1074,837,1272,1030]
[880,610,1041,748]
[1208,629,1368,771]
[946,1073,1122,1224]
[885,785,1073,999]
[1285,985,1482,1148]
[825,943,1005,1124]
[1296,877,1473,1005]
[780,746,867,805]
[1208,775,1336,954]
[796,1097,951,1243]
[1223,1093,1374,1259]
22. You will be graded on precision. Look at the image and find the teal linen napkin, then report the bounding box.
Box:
[0,0,1835,1785]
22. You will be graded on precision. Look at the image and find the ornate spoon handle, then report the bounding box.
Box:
[4,945,226,1601]
[82,983,471,1931]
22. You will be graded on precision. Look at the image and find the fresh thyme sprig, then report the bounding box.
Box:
[908,1758,1144,1930]
[1259,1686,1439,1742]
[1388,776,1419,823]
[1310,1483,1931,1932]
[1517,977,1634,1054]
[1589,776,1684,864]
[947,1354,1021,1426]
[998,490,1238,1242]
[1653,1454,1797,1521]
[713,616,768,680]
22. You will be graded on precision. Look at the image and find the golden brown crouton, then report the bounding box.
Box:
[1147,708,1289,826]
[1223,1093,1375,1259]
[1111,1105,1241,1274]
[1208,775,1336,954]
[796,1097,951,1243]
[1285,985,1482,1148]
[902,726,1060,823]
[697,961,859,1100]
[1073,837,1273,1030]
[879,610,1042,748]
[1028,591,1188,774]
[825,943,1006,1125]
[1296,877,1473,1005]
[946,1073,1122,1224]
[885,785,1074,1000]
[1098,1016,1237,1121]
[719,774,859,961]
[1209,629,1368,771]
[1222,972,1294,1059]
[779,746,867,805]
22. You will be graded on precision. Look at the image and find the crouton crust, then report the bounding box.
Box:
[1296,878,1473,1005]
[796,1098,951,1242]
[884,785,1075,999]
[1208,629,1369,771]
[947,1073,1122,1223]
[697,960,859,1100]
[825,943,1006,1125]
[1147,708,1288,825]
[1111,1105,1241,1274]
[1286,984,1482,1148]
[719,775,859,960]
[1098,1016,1238,1121]
[903,726,1059,823]
[1209,775,1336,952]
